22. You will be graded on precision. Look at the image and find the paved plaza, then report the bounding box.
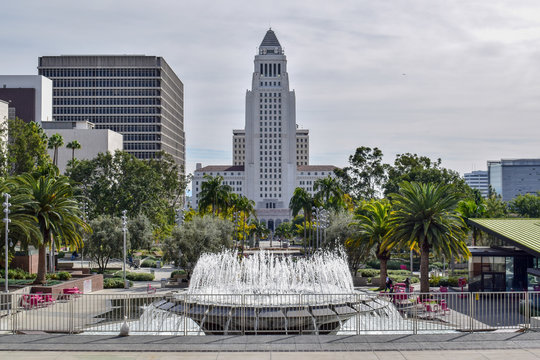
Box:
[1,333,540,358]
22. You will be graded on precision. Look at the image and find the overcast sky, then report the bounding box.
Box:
[2,0,540,180]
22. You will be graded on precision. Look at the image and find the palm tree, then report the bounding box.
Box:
[274,222,292,247]
[249,219,269,248]
[456,199,486,246]
[66,140,82,161]
[239,196,256,252]
[385,182,469,293]
[350,200,394,288]
[13,172,91,284]
[47,133,64,167]
[0,180,42,257]
[289,187,313,249]
[198,175,232,216]
[314,176,345,211]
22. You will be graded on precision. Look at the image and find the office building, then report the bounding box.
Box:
[0,75,53,123]
[464,170,489,198]
[192,29,337,230]
[37,55,185,171]
[488,159,540,201]
[42,120,123,173]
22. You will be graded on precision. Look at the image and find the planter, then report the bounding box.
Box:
[353,277,368,286]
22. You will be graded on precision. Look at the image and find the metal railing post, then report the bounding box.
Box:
[469,292,474,333]
[524,291,530,331]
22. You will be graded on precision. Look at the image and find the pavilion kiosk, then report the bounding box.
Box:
[467,219,540,292]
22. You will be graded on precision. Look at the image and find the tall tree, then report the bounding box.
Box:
[66,151,186,229]
[385,182,469,293]
[85,215,126,273]
[249,219,269,248]
[234,195,256,253]
[456,199,486,246]
[66,140,82,161]
[334,146,386,200]
[47,133,64,167]
[383,153,469,197]
[484,194,508,218]
[5,118,50,176]
[289,187,314,248]
[350,200,394,287]
[13,172,91,284]
[198,175,232,216]
[509,193,540,218]
[314,175,345,210]
[162,215,233,279]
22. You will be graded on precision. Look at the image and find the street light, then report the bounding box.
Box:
[122,210,128,289]
[80,202,88,270]
[3,193,10,293]
[175,208,185,268]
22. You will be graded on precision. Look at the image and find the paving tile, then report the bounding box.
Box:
[373,350,407,360]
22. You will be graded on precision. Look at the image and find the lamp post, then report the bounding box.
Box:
[3,193,10,293]
[80,202,87,270]
[175,208,185,268]
[122,210,128,289]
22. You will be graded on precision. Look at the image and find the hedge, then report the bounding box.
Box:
[170,269,186,278]
[141,259,157,268]
[125,272,155,281]
[104,278,133,288]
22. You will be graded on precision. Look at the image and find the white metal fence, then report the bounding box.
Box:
[0,291,538,335]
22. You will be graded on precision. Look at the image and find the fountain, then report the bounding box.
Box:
[150,249,392,335]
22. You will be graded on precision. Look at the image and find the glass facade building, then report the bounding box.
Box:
[38,55,184,171]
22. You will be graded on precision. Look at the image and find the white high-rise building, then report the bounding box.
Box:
[193,29,337,230]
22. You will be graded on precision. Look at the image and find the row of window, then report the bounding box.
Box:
[129,151,161,159]
[260,128,281,133]
[259,63,282,77]
[54,107,160,115]
[260,98,281,103]
[259,110,281,115]
[124,142,161,150]
[124,133,161,141]
[259,81,281,87]
[261,193,281,198]
[259,104,281,109]
[96,124,161,133]
[260,116,282,121]
[53,98,161,105]
[260,92,281,97]
[261,187,282,192]
[54,115,161,123]
[53,89,161,97]
[52,79,161,88]
[41,68,161,78]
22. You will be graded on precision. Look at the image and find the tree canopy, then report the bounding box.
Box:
[66,150,187,229]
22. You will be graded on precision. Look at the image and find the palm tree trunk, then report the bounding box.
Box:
[303,217,307,251]
[35,244,48,284]
[379,256,388,290]
[420,238,430,293]
[72,149,75,161]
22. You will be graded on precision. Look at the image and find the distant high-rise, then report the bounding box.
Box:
[38,55,185,171]
[464,170,489,198]
[488,159,540,201]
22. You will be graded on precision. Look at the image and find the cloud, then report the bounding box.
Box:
[1,0,539,179]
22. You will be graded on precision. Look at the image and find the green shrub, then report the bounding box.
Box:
[438,277,449,287]
[429,276,440,287]
[125,272,155,281]
[57,251,66,259]
[365,259,406,270]
[57,271,72,281]
[430,262,444,270]
[360,269,379,278]
[171,269,186,278]
[141,259,157,268]
[388,270,411,276]
[104,278,133,288]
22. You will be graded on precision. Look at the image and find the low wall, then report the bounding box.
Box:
[31,274,103,296]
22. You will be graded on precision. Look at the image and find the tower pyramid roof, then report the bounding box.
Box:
[260,29,281,48]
